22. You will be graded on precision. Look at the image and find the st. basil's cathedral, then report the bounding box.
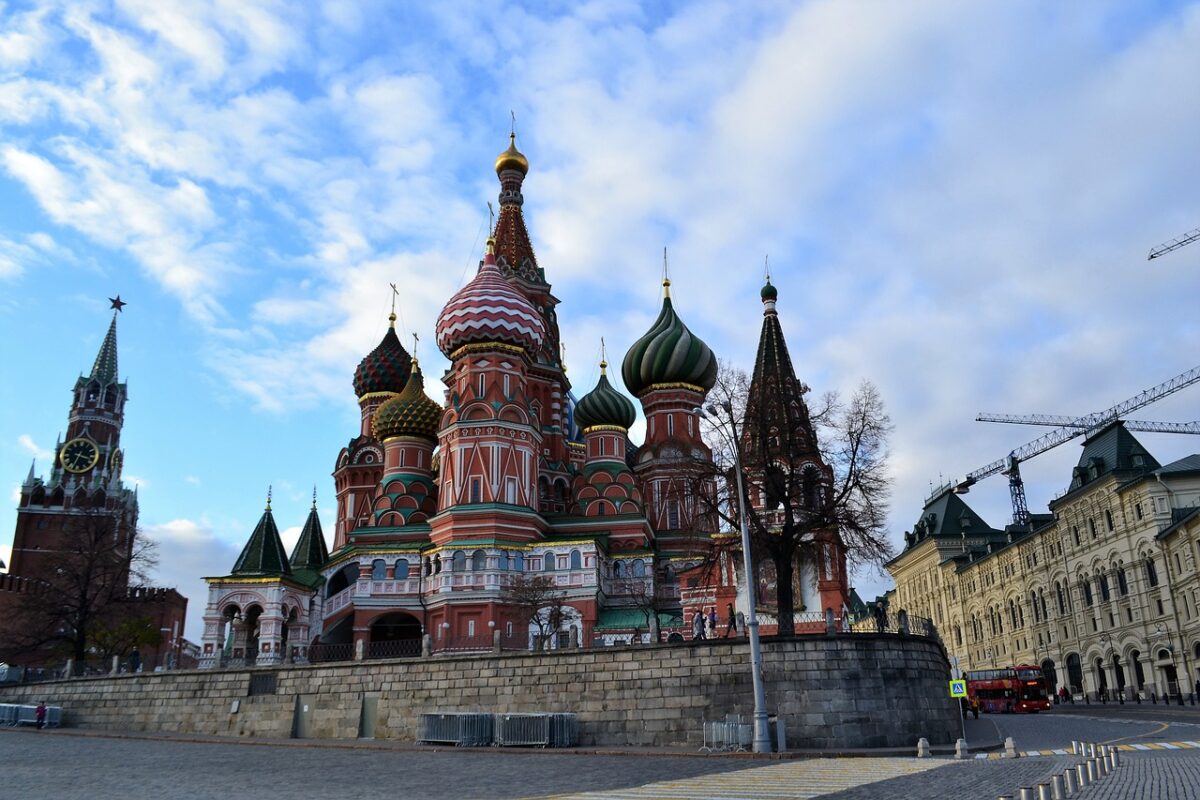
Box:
[200,136,851,667]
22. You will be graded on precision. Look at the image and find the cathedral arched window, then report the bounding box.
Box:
[395,559,410,580]
[802,467,821,511]
[614,561,626,578]
[452,551,466,572]
[543,552,556,572]
[569,550,582,570]
[471,549,486,571]
[514,552,525,572]
[371,560,386,580]
[632,559,645,578]
[498,551,510,571]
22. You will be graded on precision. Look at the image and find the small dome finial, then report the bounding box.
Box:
[266,485,272,511]
[311,485,317,510]
[600,337,608,374]
[486,236,496,256]
[662,247,671,298]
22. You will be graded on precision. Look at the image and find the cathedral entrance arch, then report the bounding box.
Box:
[1040,659,1057,693]
[367,612,422,658]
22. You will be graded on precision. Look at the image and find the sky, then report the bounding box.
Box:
[1,0,1199,644]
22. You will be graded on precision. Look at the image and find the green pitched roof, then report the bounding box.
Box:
[1067,422,1159,492]
[231,506,292,577]
[89,313,120,386]
[289,504,329,572]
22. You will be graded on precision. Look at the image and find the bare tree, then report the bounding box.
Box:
[4,507,157,669]
[89,615,162,664]
[501,574,575,649]
[695,362,893,636]
[612,572,669,642]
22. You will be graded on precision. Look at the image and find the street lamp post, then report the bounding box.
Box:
[700,401,772,754]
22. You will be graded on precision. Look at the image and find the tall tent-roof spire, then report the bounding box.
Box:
[289,487,329,573]
[89,312,121,386]
[744,276,817,456]
[230,488,292,577]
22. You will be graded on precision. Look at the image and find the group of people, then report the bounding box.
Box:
[692,603,738,640]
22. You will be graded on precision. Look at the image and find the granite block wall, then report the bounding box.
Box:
[0,633,958,748]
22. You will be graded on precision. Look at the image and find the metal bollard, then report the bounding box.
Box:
[955,738,969,760]
[1018,788,1034,800]
[1038,783,1052,800]
[1051,773,1065,800]
[1086,759,1097,782]
[1063,769,1076,795]
[1088,743,1097,757]
[1099,754,1110,776]
[1111,747,1120,767]
[1070,740,1078,755]
[1077,763,1089,788]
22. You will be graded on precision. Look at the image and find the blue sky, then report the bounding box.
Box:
[2,1,1199,643]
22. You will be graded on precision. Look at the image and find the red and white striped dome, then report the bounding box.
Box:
[436,242,546,357]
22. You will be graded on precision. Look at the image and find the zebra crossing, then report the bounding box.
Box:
[546,758,946,799]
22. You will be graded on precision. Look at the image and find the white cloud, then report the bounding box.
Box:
[141,518,242,642]
[184,475,201,486]
[16,434,51,460]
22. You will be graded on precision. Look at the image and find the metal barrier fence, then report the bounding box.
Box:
[417,712,494,747]
[494,713,579,747]
[308,643,354,663]
[0,704,62,727]
[699,715,754,753]
[849,612,938,639]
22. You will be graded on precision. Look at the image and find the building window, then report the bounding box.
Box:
[470,478,482,504]
[472,549,486,571]
[467,619,475,637]
[452,551,466,572]
[1105,510,1114,531]
[1056,583,1066,615]
[503,374,511,398]
[569,550,582,570]
[1135,503,1143,520]
[667,414,674,436]
[632,559,646,578]
[1117,567,1128,596]
[667,500,680,529]
[1145,557,1159,587]
[505,477,518,505]
[1099,573,1110,601]
[371,559,386,580]
[506,621,513,637]
[395,559,410,580]
[544,552,555,572]
[1156,598,1164,616]
[1089,519,1097,538]
[1082,579,1093,606]
[1073,526,1080,546]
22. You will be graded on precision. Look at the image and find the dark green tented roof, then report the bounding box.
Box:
[86,313,121,386]
[1157,454,1200,475]
[288,505,328,587]
[231,507,292,577]
[1068,422,1159,492]
[902,489,1000,551]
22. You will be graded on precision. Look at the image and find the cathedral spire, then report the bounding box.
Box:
[289,490,329,574]
[745,276,815,454]
[230,492,291,577]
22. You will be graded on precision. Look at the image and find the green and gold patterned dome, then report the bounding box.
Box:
[372,361,442,442]
[622,279,718,397]
[575,360,637,430]
[353,313,412,399]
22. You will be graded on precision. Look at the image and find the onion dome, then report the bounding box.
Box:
[372,360,442,442]
[436,239,547,357]
[761,278,778,302]
[621,279,718,396]
[575,359,636,430]
[353,313,412,399]
[495,132,529,176]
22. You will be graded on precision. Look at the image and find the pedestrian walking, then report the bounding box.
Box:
[707,607,717,638]
[35,700,46,730]
[723,603,736,638]
[692,610,705,640]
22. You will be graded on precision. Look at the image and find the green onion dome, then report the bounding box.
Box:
[575,361,636,430]
[760,278,778,302]
[621,279,718,396]
[353,313,412,399]
[372,361,442,442]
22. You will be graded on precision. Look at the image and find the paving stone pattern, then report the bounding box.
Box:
[1086,752,1200,800]
[0,634,958,748]
[819,756,1080,800]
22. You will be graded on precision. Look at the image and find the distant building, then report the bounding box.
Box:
[887,421,1200,698]
[0,304,187,670]
[200,136,851,667]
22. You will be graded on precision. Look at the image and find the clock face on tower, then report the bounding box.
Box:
[61,438,100,473]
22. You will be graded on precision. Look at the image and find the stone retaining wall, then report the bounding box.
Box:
[0,634,958,748]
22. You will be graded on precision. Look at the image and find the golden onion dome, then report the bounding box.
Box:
[495,132,529,176]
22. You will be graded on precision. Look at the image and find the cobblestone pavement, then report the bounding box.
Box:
[0,731,750,800]
[1087,751,1200,800]
[819,757,1078,800]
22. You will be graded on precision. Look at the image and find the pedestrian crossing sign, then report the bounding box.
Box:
[949,680,967,698]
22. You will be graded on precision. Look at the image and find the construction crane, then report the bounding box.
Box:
[954,363,1200,526]
[976,414,1200,436]
[1148,225,1200,260]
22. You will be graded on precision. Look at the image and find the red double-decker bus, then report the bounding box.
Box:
[964,664,1051,713]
